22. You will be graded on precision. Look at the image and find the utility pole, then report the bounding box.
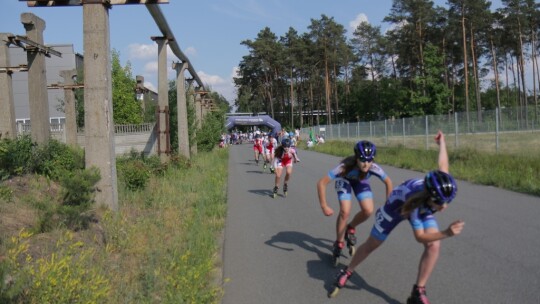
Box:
[20,0,169,211]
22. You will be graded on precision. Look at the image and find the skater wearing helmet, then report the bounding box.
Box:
[329,131,465,304]
[253,133,263,165]
[272,138,300,198]
[317,140,393,266]
[263,134,278,173]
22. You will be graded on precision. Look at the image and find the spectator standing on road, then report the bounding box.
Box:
[317,140,393,265]
[329,131,464,304]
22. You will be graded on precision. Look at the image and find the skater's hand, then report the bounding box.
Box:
[435,130,445,145]
[322,206,334,217]
[445,220,465,236]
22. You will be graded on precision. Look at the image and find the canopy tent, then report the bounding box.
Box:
[225,115,281,136]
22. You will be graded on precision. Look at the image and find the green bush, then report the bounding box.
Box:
[59,167,100,207]
[0,135,35,177]
[197,111,225,152]
[32,140,85,180]
[117,159,150,191]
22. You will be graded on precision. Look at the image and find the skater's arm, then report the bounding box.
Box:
[413,220,465,243]
[383,176,393,199]
[435,131,449,174]
[317,175,334,216]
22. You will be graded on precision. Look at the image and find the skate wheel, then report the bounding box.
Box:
[348,245,356,256]
[328,286,340,298]
[332,257,339,268]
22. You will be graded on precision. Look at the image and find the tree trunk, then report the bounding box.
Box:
[490,36,501,112]
[470,26,482,122]
[461,5,470,131]
[517,18,528,127]
[290,68,295,128]
[324,56,332,125]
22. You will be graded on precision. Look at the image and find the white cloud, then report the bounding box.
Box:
[199,71,226,86]
[127,43,157,60]
[144,61,158,74]
[144,81,157,92]
[349,13,369,33]
[231,66,240,78]
[127,43,175,61]
[184,46,197,57]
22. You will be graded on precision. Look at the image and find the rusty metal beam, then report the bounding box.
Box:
[47,83,85,89]
[0,64,29,74]
[7,35,62,57]
[23,0,168,6]
[145,4,205,90]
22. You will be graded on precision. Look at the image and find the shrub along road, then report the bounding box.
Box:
[221,144,540,304]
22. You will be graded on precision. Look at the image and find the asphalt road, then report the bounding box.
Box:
[221,143,540,304]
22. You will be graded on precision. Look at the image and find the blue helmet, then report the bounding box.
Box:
[281,138,291,147]
[354,140,376,162]
[424,170,457,204]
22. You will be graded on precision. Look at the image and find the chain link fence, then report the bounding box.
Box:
[301,106,540,155]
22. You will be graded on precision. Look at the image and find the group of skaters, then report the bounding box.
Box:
[248,127,464,303]
[251,130,300,198]
[314,130,464,303]
[245,126,463,303]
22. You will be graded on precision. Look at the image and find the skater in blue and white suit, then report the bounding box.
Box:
[317,140,393,262]
[330,131,465,304]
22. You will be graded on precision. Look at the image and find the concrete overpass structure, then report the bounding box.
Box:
[1,0,215,211]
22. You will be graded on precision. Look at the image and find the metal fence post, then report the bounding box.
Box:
[384,119,388,146]
[425,115,429,150]
[454,113,459,149]
[496,107,500,153]
[403,117,406,146]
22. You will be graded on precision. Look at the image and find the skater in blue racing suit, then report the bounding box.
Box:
[317,140,393,261]
[330,131,465,304]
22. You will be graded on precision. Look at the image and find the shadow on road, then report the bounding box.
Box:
[264,230,401,303]
[245,170,266,174]
[248,189,275,198]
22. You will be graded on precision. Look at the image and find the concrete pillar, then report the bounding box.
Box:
[173,61,189,159]
[195,92,203,127]
[153,37,170,162]
[21,13,50,143]
[60,69,78,146]
[0,33,17,139]
[188,83,197,155]
[83,3,118,211]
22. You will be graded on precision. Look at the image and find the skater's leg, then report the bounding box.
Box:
[336,200,352,243]
[345,235,383,272]
[415,229,441,287]
[348,197,374,227]
[284,166,293,184]
[274,167,283,188]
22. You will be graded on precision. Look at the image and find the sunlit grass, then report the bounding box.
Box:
[99,149,229,303]
[302,140,540,197]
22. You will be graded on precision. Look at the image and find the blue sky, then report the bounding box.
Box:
[2,0,504,105]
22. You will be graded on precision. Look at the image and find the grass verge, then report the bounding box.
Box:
[1,148,229,303]
[302,140,540,197]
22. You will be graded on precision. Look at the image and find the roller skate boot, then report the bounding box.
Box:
[263,162,267,170]
[272,186,278,198]
[328,268,352,298]
[331,241,344,267]
[344,225,357,256]
[283,183,288,197]
[406,285,431,304]
[270,167,275,173]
